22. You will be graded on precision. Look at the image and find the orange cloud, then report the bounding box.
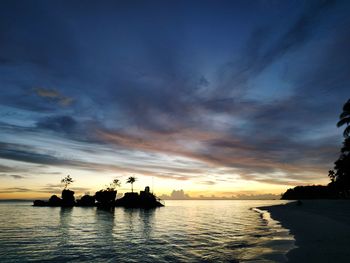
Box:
[97,127,331,186]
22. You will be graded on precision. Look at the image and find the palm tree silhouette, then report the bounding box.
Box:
[61,175,74,189]
[126,176,136,193]
[337,99,350,138]
[106,178,121,191]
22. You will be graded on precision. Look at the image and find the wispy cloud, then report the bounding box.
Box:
[7,174,24,179]
[0,187,32,193]
[34,88,74,106]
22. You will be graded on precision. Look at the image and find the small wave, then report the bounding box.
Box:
[252,207,296,262]
[252,208,274,226]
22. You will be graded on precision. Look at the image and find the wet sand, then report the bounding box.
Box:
[260,200,350,262]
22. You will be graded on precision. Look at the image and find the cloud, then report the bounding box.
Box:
[0,187,31,193]
[215,0,337,96]
[0,141,203,181]
[34,88,61,98]
[160,189,191,200]
[0,164,20,173]
[36,115,77,134]
[198,180,216,185]
[97,123,337,185]
[0,172,25,179]
[0,142,80,167]
[7,174,24,179]
[34,88,74,106]
[253,0,336,73]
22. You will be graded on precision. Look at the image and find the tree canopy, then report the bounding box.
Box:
[61,175,74,189]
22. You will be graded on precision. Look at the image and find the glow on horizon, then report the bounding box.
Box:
[0,158,330,200]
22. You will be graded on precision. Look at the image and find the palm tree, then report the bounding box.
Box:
[337,99,350,138]
[126,176,136,193]
[112,179,121,188]
[61,175,74,189]
[106,178,121,191]
[328,170,336,183]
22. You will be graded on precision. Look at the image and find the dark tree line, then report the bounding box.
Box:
[282,99,350,199]
[328,99,350,194]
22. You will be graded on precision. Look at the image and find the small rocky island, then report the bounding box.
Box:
[33,176,164,208]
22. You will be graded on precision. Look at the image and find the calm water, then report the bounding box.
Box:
[0,200,294,262]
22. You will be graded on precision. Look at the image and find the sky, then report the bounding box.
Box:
[0,0,349,199]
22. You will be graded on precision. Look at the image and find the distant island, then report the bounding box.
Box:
[282,99,350,200]
[33,176,164,208]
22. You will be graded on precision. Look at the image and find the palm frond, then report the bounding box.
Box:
[340,111,350,119]
[343,126,350,138]
[337,117,350,127]
[342,99,350,111]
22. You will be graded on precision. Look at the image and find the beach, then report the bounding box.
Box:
[260,200,350,262]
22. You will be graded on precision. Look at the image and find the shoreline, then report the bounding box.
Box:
[259,200,350,262]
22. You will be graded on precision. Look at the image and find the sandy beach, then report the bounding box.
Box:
[260,200,350,262]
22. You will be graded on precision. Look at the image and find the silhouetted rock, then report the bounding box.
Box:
[115,186,164,208]
[95,190,116,207]
[116,192,139,207]
[48,195,62,206]
[76,195,95,206]
[61,189,75,206]
[33,186,165,208]
[33,200,48,206]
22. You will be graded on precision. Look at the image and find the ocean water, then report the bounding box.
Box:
[0,200,294,263]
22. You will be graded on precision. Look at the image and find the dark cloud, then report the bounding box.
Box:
[215,0,337,97]
[37,115,77,134]
[0,164,19,173]
[0,141,202,181]
[0,142,76,167]
[254,0,336,73]
[0,170,25,179]
[7,174,24,179]
[198,180,216,185]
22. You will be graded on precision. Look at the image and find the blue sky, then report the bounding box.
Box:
[0,0,349,198]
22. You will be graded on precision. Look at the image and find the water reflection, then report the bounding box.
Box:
[59,207,73,227]
[58,207,73,245]
[95,206,115,235]
[139,209,155,239]
[94,207,118,259]
[122,208,156,239]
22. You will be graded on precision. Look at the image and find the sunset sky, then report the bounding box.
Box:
[0,0,349,199]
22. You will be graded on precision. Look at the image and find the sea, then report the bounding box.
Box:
[0,200,294,263]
